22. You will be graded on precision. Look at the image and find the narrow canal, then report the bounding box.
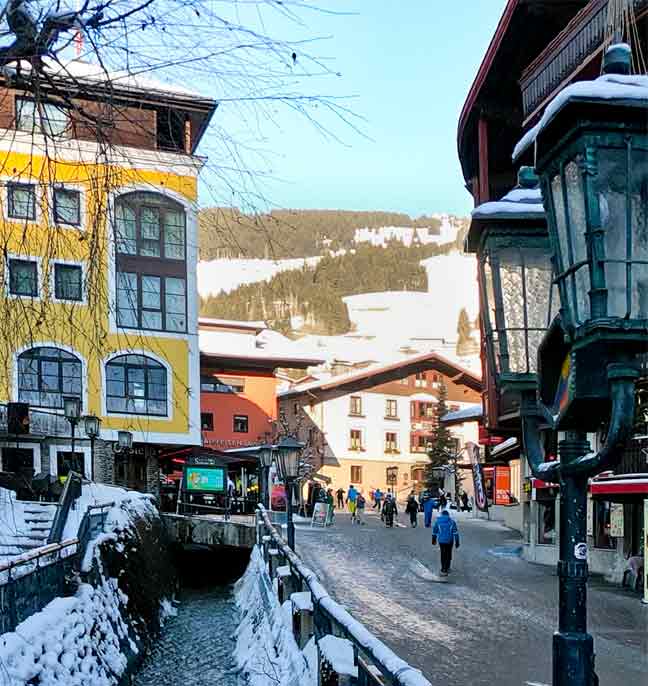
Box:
[133,547,249,686]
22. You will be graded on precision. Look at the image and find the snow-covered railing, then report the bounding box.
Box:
[0,538,79,634]
[256,505,432,686]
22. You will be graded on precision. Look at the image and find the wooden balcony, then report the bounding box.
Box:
[520,0,648,123]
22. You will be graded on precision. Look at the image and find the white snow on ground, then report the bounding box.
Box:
[0,576,133,686]
[197,257,321,296]
[234,546,314,686]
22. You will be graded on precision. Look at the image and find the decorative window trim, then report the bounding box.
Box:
[53,444,92,480]
[5,254,42,301]
[0,442,42,476]
[100,349,173,421]
[50,259,86,305]
[49,184,86,229]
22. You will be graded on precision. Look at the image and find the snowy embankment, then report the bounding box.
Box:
[235,546,315,686]
[0,485,162,686]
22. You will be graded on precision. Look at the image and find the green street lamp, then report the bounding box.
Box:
[514,43,643,686]
[275,436,304,550]
[466,167,555,432]
[257,443,274,510]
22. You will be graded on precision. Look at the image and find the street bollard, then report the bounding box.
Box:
[290,591,313,649]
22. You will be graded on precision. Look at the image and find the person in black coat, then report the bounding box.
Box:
[405,492,419,527]
[382,494,398,527]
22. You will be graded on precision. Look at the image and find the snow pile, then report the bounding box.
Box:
[234,546,314,686]
[0,572,134,685]
[319,635,357,678]
[198,257,321,296]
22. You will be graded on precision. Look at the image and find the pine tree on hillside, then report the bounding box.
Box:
[424,382,456,487]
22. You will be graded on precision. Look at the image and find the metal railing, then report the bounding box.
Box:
[47,471,83,544]
[520,0,648,120]
[0,539,78,634]
[256,505,431,686]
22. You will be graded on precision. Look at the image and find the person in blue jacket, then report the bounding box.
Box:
[431,510,460,576]
[421,490,436,528]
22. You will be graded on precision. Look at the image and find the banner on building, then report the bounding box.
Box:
[610,503,624,538]
[467,442,489,512]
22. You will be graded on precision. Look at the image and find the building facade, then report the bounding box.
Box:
[279,353,481,500]
[0,60,216,494]
[458,0,648,582]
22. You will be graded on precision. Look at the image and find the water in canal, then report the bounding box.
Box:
[133,548,248,686]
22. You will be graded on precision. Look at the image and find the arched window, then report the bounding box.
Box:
[114,192,187,333]
[18,347,82,409]
[106,354,167,416]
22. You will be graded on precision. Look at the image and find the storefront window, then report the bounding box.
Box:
[537,496,556,544]
[593,500,616,550]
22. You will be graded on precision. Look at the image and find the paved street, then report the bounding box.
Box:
[296,510,647,686]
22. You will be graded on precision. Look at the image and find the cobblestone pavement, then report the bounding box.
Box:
[296,510,648,686]
[133,586,238,686]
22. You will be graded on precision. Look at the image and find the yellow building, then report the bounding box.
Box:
[0,60,216,493]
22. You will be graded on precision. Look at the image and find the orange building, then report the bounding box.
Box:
[198,319,322,450]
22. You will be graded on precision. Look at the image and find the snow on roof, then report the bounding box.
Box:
[199,325,324,366]
[471,187,545,219]
[514,69,648,160]
[279,350,481,398]
[8,58,213,104]
[441,404,483,424]
[199,317,266,331]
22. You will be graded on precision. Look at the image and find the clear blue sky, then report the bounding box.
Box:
[203,2,508,218]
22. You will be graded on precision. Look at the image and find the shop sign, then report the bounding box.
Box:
[184,466,225,493]
[610,503,624,538]
[467,442,489,513]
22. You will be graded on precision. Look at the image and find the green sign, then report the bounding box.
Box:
[185,466,225,493]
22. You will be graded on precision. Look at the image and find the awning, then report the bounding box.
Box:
[441,404,483,426]
[590,473,648,498]
[490,437,518,458]
[531,477,558,490]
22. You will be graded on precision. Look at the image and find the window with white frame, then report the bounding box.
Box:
[54,263,82,301]
[385,399,398,418]
[9,258,38,297]
[105,354,167,416]
[385,432,398,453]
[349,429,363,450]
[17,347,82,409]
[53,188,81,226]
[115,192,187,333]
[7,183,36,220]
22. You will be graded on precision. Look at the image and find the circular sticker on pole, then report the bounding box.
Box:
[574,543,588,560]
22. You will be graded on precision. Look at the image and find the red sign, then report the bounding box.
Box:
[478,426,505,446]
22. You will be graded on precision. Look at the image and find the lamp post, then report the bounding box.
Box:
[258,443,274,509]
[466,165,554,431]
[275,436,303,550]
[113,430,133,484]
[83,415,100,482]
[63,396,82,476]
[512,44,644,686]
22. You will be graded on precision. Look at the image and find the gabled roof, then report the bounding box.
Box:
[279,351,482,400]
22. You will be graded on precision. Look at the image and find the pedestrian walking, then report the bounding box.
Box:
[382,494,398,528]
[439,492,447,511]
[431,509,460,576]
[373,487,383,510]
[336,487,345,509]
[356,491,366,525]
[405,491,419,527]
[461,492,469,512]
[346,484,358,523]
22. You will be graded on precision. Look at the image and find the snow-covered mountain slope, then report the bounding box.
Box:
[197,256,322,296]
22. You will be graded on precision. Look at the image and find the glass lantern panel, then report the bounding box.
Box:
[499,248,526,373]
[483,255,500,374]
[551,172,579,322]
[524,248,554,373]
[630,148,648,319]
[564,160,590,324]
[596,148,628,318]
